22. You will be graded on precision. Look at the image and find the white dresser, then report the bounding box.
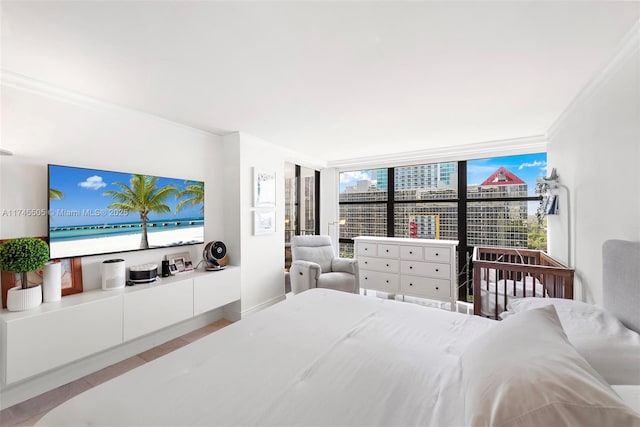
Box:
[354,236,459,310]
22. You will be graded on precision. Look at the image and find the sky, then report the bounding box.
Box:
[48,165,204,227]
[339,152,548,197]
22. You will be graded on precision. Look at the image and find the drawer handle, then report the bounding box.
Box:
[409,266,413,269]
[364,261,368,264]
[409,251,413,254]
[386,249,389,253]
[365,277,368,280]
[365,248,368,251]
[435,268,439,272]
[386,263,389,267]
[435,287,439,290]
[436,253,439,256]
[385,280,389,283]
[409,283,413,286]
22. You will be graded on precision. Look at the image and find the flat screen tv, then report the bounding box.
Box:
[48,164,204,259]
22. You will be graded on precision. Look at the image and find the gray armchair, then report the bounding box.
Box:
[289,235,359,294]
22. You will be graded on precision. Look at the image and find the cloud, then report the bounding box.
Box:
[340,171,372,183]
[78,175,107,190]
[518,160,546,170]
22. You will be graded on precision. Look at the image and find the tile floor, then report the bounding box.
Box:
[0,319,232,427]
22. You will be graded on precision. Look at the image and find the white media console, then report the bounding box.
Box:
[0,267,240,407]
[354,236,459,310]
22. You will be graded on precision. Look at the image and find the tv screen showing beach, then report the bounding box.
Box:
[48,164,204,259]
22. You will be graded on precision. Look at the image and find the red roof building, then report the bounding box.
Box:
[481,167,525,186]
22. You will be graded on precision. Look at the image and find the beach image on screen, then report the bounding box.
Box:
[48,165,204,259]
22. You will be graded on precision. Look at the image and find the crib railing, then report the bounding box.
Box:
[472,247,574,319]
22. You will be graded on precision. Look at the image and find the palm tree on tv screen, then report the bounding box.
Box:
[175,181,204,214]
[49,188,64,199]
[103,175,177,249]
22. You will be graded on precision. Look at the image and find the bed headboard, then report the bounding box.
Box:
[603,239,640,333]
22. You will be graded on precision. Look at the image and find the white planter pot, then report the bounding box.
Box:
[7,285,42,311]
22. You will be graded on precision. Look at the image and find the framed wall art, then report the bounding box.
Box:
[253,168,276,208]
[254,210,276,236]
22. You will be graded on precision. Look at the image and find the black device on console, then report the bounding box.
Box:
[203,241,227,271]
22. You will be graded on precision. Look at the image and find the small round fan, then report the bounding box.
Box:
[203,241,228,271]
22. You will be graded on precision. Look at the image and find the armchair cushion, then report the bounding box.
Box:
[331,257,358,275]
[317,272,358,294]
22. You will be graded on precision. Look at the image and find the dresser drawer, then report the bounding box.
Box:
[400,261,450,279]
[400,276,451,299]
[359,256,399,273]
[377,244,399,258]
[357,242,377,256]
[359,270,400,293]
[424,247,450,262]
[400,246,423,260]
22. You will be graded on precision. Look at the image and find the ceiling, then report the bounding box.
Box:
[2,1,639,164]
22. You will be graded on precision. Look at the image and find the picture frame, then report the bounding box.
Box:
[0,237,83,309]
[168,263,178,275]
[254,210,276,235]
[166,251,192,273]
[253,168,276,208]
[172,258,186,273]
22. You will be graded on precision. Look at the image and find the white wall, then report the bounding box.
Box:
[221,132,299,314]
[546,24,640,304]
[0,80,225,296]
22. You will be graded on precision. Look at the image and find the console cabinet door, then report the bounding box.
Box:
[4,296,123,384]
[123,279,193,341]
[193,267,241,316]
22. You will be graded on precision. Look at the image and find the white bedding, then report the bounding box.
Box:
[37,289,495,426]
[479,276,545,317]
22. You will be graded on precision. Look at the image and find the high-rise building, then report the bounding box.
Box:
[340,166,529,252]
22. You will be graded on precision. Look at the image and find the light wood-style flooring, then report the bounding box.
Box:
[0,319,232,427]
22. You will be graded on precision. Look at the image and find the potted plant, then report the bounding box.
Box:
[0,237,50,311]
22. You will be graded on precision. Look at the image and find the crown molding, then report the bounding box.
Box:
[547,20,640,141]
[0,69,230,138]
[326,135,547,170]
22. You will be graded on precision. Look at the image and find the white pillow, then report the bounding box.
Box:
[501,298,640,385]
[461,305,640,427]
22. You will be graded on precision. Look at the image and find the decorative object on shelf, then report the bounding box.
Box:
[253,168,276,208]
[101,259,126,290]
[1,236,84,307]
[0,237,50,311]
[203,241,228,271]
[42,262,62,302]
[254,210,276,235]
[128,263,159,284]
[166,251,193,272]
[161,260,171,277]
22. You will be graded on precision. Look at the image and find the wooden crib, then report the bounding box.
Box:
[472,246,574,319]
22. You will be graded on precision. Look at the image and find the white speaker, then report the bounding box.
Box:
[101,259,126,290]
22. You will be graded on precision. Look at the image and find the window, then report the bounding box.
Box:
[338,153,547,301]
[285,163,320,271]
[467,153,547,250]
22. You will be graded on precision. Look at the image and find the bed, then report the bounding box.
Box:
[36,240,640,426]
[472,246,575,319]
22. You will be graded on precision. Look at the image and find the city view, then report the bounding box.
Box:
[338,153,548,257]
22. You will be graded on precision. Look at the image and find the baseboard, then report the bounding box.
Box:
[241,294,286,317]
[0,309,226,409]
